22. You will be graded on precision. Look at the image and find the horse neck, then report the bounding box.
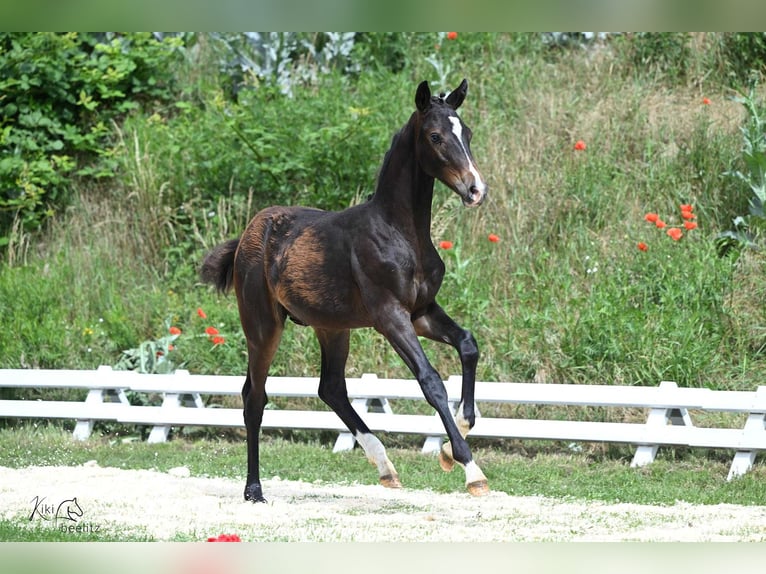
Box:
[371,117,435,241]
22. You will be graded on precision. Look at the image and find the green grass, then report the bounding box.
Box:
[1,425,764,508]
[0,520,156,542]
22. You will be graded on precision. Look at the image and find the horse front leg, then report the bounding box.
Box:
[413,302,480,474]
[380,308,488,496]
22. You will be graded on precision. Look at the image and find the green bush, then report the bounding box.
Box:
[0,32,183,246]
[717,33,766,86]
[617,33,692,82]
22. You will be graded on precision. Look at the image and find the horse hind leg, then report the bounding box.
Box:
[241,313,285,503]
[314,328,401,489]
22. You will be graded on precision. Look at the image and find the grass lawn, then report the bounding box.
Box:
[1,425,763,510]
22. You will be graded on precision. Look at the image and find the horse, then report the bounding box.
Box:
[201,78,489,502]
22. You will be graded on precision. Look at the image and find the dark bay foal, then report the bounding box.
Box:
[201,79,489,502]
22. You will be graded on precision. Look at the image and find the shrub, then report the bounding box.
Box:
[716,33,766,87]
[0,32,183,247]
[617,33,692,82]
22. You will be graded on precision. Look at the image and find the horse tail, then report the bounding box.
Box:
[200,238,239,294]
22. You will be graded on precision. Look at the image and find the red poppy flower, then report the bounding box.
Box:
[644,213,659,223]
[207,534,241,542]
[637,242,648,252]
[680,204,694,212]
[573,140,586,151]
[667,227,683,241]
[197,307,207,319]
[488,233,500,243]
[439,240,453,250]
[702,97,711,105]
[447,32,458,40]
[169,326,181,336]
[684,221,698,230]
[655,219,667,229]
[212,336,225,345]
[681,210,695,220]
[205,326,219,336]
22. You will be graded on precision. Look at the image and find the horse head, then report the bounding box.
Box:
[414,79,488,207]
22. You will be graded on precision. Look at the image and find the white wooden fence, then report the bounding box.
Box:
[0,366,764,480]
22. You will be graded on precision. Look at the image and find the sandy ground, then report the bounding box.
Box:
[1,463,764,542]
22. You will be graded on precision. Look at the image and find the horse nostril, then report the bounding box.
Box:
[468,185,486,206]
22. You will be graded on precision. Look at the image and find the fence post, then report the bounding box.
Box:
[727,385,766,480]
[630,380,693,468]
[147,370,204,444]
[73,365,129,441]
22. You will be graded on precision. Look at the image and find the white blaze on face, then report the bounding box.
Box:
[448,116,486,193]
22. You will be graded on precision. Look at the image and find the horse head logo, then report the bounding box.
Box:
[55,497,84,522]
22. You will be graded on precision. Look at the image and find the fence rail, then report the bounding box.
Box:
[1,366,764,480]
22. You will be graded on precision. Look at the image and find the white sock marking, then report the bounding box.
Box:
[464,460,487,485]
[355,431,394,476]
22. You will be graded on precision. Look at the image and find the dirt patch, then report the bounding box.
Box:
[1,464,764,541]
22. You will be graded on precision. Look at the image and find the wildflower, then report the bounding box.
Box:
[168,345,175,351]
[82,327,94,337]
[702,97,711,105]
[681,210,695,220]
[655,219,667,229]
[667,227,683,241]
[488,233,500,243]
[169,326,181,336]
[212,336,225,346]
[644,213,659,223]
[680,204,694,212]
[573,140,586,151]
[637,242,648,252]
[207,534,241,542]
[197,308,207,319]
[205,326,219,336]
[447,32,458,40]
[439,240,453,250]
[684,221,698,230]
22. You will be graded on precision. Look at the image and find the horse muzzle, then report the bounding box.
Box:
[460,183,487,207]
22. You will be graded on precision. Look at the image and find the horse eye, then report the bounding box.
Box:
[430,132,442,144]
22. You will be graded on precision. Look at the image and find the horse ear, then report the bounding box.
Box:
[415,81,431,112]
[446,79,468,109]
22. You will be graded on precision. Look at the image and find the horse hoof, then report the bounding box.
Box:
[466,479,490,497]
[379,474,402,489]
[439,449,455,472]
[244,483,267,503]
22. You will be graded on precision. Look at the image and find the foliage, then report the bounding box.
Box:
[717,85,766,256]
[617,32,692,82]
[717,32,766,86]
[0,32,183,246]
